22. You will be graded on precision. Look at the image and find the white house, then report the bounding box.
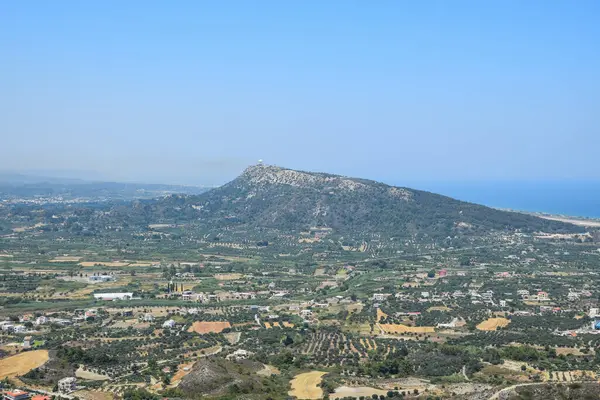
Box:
[567,292,580,301]
[0,322,14,332]
[162,319,176,328]
[227,349,251,361]
[142,313,154,322]
[372,293,391,302]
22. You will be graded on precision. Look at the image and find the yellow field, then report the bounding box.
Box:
[214,273,243,281]
[288,371,327,399]
[379,323,435,334]
[0,350,49,379]
[554,347,588,356]
[476,317,510,331]
[264,322,272,329]
[79,261,130,267]
[72,390,113,400]
[376,308,388,322]
[283,321,294,328]
[272,322,281,328]
[299,238,320,244]
[331,386,388,399]
[49,256,81,262]
[187,321,231,334]
[427,306,451,312]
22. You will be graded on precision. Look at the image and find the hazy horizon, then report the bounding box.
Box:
[3,1,599,186]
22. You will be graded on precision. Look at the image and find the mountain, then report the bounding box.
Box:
[151,164,584,238]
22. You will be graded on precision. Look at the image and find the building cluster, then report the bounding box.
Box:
[1,378,76,400]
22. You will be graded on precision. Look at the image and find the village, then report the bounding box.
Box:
[2,234,600,400]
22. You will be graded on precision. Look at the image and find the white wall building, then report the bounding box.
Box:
[93,292,133,301]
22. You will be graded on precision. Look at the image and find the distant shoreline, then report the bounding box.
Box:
[498,208,600,227]
[533,214,600,228]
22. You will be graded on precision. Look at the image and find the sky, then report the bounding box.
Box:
[2,1,599,186]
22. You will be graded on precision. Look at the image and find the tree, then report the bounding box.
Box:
[282,335,294,346]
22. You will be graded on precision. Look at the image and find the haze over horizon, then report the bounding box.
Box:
[2,1,599,187]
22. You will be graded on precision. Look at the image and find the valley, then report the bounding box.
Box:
[1,166,600,400]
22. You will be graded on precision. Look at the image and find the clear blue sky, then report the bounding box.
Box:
[2,1,599,185]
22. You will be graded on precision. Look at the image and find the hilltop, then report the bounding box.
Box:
[149,164,583,238]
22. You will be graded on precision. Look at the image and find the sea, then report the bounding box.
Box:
[403,181,600,219]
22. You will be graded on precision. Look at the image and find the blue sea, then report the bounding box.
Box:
[402,181,600,219]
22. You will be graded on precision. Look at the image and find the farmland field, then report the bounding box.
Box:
[187,321,231,334]
[49,256,81,262]
[288,371,327,399]
[379,323,435,334]
[76,366,111,381]
[0,350,49,379]
[213,273,243,280]
[331,386,388,399]
[376,308,388,321]
[79,261,130,267]
[476,317,510,331]
[2,163,600,400]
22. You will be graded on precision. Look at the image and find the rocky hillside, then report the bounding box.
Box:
[508,382,600,399]
[150,164,583,238]
[177,358,266,397]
